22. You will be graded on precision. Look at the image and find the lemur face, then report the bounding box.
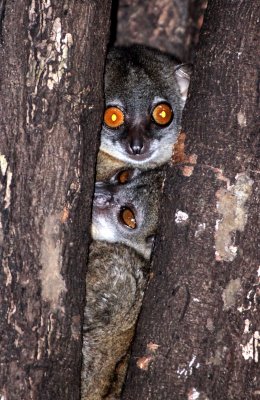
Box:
[100,45,191,169]
[91,168,164,259]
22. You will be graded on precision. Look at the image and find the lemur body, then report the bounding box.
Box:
[81,241,148,400]
[81,169,164,400]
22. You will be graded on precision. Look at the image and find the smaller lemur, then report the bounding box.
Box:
[81,169,164,400]
[97,44,191,179]
[91,168,164,259]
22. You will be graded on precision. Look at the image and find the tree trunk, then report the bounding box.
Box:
[122,1,260,399]
[114,0,207,62]
[0,1,111,399]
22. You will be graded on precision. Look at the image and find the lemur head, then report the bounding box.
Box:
[101,44,191,169]
[91,168,164,259]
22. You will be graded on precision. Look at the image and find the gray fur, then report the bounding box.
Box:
[81,241,148,400]
[100,44,190,168]
[91,168,164,259]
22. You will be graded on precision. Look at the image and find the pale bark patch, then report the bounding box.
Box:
[40,214,67,310]
[215,173,253,261]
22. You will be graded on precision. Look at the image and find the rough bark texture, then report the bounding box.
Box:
[0,1,111,399]
[122,1,260,399]
[114,0,207,62]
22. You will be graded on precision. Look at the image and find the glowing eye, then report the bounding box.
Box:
[120,207,137,229]
[104,107,124,128]
[152,103,173,126]
[117,170,130,184]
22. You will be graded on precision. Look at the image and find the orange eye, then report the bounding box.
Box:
[120,207,137,229]
[117,170,130,184]
[104,106,124,128]
[152,103,173,126]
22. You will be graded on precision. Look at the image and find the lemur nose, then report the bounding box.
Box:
[130,138,143,155]
[94,185,113,207]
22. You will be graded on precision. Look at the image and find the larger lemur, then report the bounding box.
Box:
[96,44,190,180]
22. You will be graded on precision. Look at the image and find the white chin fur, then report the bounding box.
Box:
[91,219,116,242]
[91,221,152,260]
[100,140,173,167]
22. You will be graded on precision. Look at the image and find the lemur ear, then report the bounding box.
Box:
[174,64,192,102]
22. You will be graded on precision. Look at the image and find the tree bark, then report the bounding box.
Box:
[122,1,260,399]
[114,0,207,62]
[0,1,111,399]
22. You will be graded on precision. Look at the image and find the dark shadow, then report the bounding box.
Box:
[109,0,119,46]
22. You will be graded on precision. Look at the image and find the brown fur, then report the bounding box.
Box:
[81,241,148,400]
[96,150,126,181]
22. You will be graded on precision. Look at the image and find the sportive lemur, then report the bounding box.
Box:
[96,44,191,180]
[81,168,164,400]
[91,168,164,259]
[82,44,191,399]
